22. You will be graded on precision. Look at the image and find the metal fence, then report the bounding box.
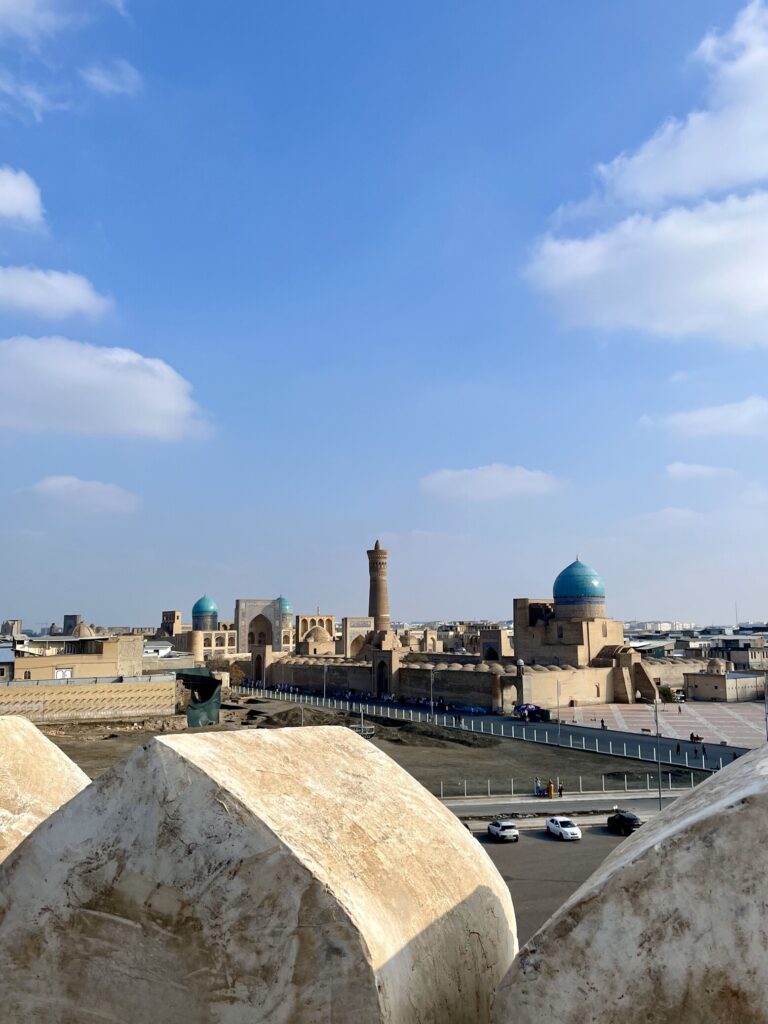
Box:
[230,685,722,787]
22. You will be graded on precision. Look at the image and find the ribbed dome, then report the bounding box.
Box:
[306,625,332,643]
[192,595,218,616]
[553,560,605,602]
[71,621,95,638]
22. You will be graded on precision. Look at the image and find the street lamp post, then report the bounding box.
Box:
[429,667,434,723]
[323,663,328,700]
[557,680,561,747]
[653,698,663,811]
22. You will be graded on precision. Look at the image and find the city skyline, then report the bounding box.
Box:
[1,0,766,625]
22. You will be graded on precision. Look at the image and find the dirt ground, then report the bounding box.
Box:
[45,696,707,798]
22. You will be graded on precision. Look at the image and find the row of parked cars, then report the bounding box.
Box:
[484,809,643,843]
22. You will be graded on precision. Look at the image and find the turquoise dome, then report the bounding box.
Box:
[192,595,218,617]
[553,560,605,603]
[277,595,293,614]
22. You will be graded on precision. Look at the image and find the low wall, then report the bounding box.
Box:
[0,680,178,723]
[270,660,375,694]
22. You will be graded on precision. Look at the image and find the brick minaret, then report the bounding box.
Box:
[367,539,391,633]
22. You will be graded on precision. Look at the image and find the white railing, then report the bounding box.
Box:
[230,685,725,777]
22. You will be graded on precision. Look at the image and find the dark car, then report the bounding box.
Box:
[607,810,642,836]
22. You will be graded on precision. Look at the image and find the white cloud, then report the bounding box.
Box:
[527,3,768,348]
[666,461,734,479]
[0,0,69,42]
[0,336,208,439]
[420,463,559,502]
[80,58,142,97]
[598,1,768,207]
[664,395,768,437]
[0,265,110,317]
[0,167,43,224]
[0,70,62,121]
[30,475,140,514]
[527,192,768,345]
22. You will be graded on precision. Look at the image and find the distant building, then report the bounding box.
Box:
[684,659,766,702]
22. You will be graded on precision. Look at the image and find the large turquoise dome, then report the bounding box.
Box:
[192,595,218,617]
[553,560,605,603]
[277,596,293,614]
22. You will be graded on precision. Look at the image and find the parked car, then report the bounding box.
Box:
[513,703,550,722]
[546,816,582,841]
[606,810,642,836]
[487,820,520,842]
[674,690,686,702]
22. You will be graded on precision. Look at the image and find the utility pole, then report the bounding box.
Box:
[429,667,434,723]
[557,679,561,747]
[653,699,663,811]
[323,663,328,700]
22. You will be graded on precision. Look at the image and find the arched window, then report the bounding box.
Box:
[257,631,266,645]
[248,631,254,646]
[24,670,31,679]
[215,635,225,647]
[203,637,212,648]
[228,635,235,646]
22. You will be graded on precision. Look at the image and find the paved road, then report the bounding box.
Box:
[479,826,625,944]
[446,793,678,817]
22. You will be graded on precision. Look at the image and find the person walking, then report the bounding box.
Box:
[678,704,682,715]
[558,781,564,798]
[676,742,681,756]
[534,776,542,797]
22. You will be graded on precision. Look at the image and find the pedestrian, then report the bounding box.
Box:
[690,732,695,743]
[693,747,698,758]
[676,742,680,755]
[600,718,606,730]
[678,704,682,715]
[702,744,707,758]
[558,781,564,798]
[534,776,542,797]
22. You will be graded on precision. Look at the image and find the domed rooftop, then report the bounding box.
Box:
[192,595,218,617]
[306,625,332,643]
[71,621,95,638]
[553,559,605,603]
[277,596,292,614]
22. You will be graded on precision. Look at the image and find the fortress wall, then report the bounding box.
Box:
[0,727,517,1024]
[492,743,768,1024]
[0,716,89,864]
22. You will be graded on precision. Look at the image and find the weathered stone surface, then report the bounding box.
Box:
[0,715,89,863]
[493,744,768,1024]
[0,726,516,1023]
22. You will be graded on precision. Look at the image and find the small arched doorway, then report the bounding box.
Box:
[253,654,263,683]
[375,660,388,697]
[485,646,499,661]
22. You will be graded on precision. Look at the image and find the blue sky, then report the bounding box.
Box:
[2,0,766,628]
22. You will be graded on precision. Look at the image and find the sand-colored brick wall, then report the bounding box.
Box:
[0,681,177,723]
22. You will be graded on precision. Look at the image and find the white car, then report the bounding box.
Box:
[487,819,520,842]
[546,816,582,841]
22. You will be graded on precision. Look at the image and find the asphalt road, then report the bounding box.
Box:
[478,825,625,944]
[445,793,678,816]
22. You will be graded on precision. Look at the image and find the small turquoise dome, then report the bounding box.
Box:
[553,560,605,603]
[277,595,293,614]
[192,594,218,617]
